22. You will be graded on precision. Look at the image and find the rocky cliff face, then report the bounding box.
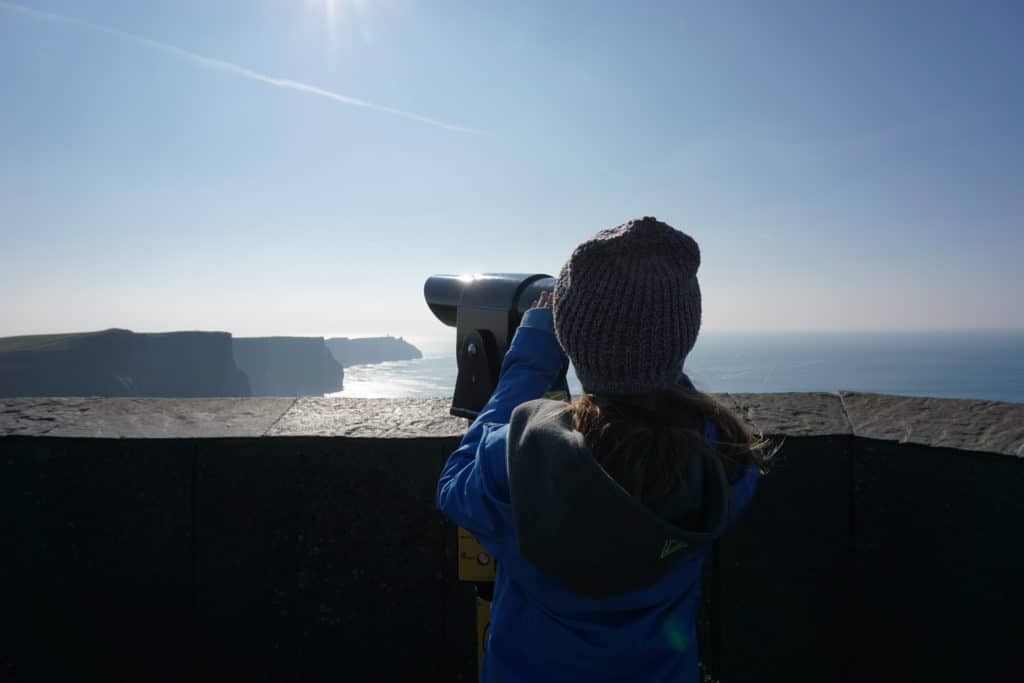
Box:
[325,336,422,367]
[0,329,251,397]
[232,337,343,396]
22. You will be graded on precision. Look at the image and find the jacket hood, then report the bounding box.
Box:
[507,398,730,599]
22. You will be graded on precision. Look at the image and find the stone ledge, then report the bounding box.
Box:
[266,397,466,438]
[1,394,1021,457]
[840,392,1024,458]
[0,397,296,439]
[726,392,852,438]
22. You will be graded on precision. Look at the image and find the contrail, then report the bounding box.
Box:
[0,1,474,132]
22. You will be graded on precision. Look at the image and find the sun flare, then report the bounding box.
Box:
[323,0,337,27]
[305,0,378,48]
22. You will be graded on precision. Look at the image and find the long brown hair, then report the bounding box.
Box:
[565,384,773,505]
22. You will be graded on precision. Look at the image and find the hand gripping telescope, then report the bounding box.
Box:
[424,274,570,419]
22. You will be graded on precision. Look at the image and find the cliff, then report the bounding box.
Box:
[325,336,422,366]
[232,337,343,396]
[0,329,251,398]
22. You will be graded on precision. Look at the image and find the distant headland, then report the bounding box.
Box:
[0,329,422,398]
[232,337,343,396]
[325,336,422,366]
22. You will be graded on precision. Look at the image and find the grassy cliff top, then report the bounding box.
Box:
[0,331,104,354]
[0,329,233,354]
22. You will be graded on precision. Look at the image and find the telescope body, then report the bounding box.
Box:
[424,274,567,418]
[424,274,556,328]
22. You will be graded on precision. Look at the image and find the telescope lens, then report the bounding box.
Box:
[423,275,466,327]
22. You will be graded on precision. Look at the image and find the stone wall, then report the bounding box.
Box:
[1,394,1021,682]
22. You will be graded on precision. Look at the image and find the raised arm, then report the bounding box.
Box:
[435,296,567,541]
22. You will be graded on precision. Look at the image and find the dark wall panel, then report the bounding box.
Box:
[193,436,452,682]
[851,439,1024,682]
[0,437,194,682]
[718,436,854,682]
[4,427,1022,683]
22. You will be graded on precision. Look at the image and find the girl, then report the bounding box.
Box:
[437,217,770,682]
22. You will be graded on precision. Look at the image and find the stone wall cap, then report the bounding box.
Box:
[839,392,1024,458]
[266,397,466,438]
[0,397,296,439]
[1,394,1021,456]
[725,392,852,438]
[0,396,467,440]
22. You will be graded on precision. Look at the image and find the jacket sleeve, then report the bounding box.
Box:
[436,308,567,547]
[726,464,759,528]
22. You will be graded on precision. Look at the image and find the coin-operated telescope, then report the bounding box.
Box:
[424,273,570,419]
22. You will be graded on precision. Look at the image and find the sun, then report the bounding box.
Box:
[306,0,340,43]
[321,0,338,27]
[304,0,377,47]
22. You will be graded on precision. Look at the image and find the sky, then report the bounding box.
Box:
[1,0,1022,349]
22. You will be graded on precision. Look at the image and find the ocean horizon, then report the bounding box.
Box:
[328,330,1024,404]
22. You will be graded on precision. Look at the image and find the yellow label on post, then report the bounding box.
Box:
[476,596,491,676]
[458,528,496,582]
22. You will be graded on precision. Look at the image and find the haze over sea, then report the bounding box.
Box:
[330,330,1024,404]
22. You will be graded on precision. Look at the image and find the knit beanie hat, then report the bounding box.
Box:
[552,217,702,394]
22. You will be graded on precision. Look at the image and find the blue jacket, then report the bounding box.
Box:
[437,308,758,682]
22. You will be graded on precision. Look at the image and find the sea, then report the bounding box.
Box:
[327,331,1024,404]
